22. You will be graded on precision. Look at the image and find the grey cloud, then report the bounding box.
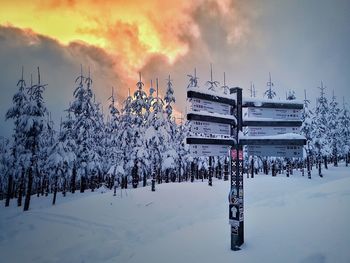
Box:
[0,26,126,138]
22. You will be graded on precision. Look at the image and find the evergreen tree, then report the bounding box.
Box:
[264,72,276,99]
[67,67,100,192]
[286,90,296,100]
[328,90,340,166]
[5,67,28,207]
[301,90,313,179]
[205,64,219,92]
[312,82,329,175]
[118,88,134,188]
[130,73,149,188]
[21,67,49,211]
[339,99,350,166]
[187,68,199,89]
[164,75,175,119]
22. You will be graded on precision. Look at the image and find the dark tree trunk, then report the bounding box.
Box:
[324,156,328,169]
[91,176,95,192]
[80,175,85,193]
[41,175,45,196]
[178,161,182,183]
[307,155,311,179]
[165,169,169,183]
[132,163,139,188]
[36,181,40,197]
[190,162,195,182]
[71,163,77,193]
[334,150,338,167]
[52,175,58,205]
[318,157,323,177]
[124,176,128,189]
[143,173,147,187]
[45,177,49,196]
[208,157,213,186]
[62,178,66,197]
[5,173,13,207]
[24,167,33,211]
[272,162,276,177]
[17,170,25,207]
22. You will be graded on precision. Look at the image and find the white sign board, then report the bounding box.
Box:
[247,145,303,158]
[190,120,231,136]
[188,98,231,115]
[245,108,301,120]
[245,126,300,136]
[190,144,230,157]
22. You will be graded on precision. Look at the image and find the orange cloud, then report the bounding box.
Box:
[0,0,253,120]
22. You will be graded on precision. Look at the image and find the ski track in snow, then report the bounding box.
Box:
[0,164,350,263]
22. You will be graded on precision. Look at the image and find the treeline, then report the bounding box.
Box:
[1,67,349,210]
[0,67,194,210]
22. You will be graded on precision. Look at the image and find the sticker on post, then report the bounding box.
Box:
[229,219,239,227]
[229,204,239,221]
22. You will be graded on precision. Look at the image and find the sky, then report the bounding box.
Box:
[0,0,349,138]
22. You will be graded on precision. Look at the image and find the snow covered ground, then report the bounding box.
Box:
[1,164,350,263]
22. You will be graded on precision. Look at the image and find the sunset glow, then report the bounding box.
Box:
[0,0,192,69]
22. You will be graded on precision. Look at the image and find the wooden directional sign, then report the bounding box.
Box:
[247,145,303,158]
[188,97,231,115]
[190,121,231,136]
[245,107,302,120]
[189,144,230,157]
[242,100,303,110]
[245,126,300,136]
[186,137,235,146]
[187,113,235,136]
[240,137,306,146]
[187,89,235,115]
[242,98,306,158]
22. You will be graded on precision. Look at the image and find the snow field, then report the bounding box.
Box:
[0,164,350,263]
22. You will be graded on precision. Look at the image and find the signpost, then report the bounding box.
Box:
[186,85,305,252]
[186,86,243,250]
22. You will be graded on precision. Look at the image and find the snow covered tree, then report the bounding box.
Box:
[118,89,134,188]
[301,90,313,179]
[130,73,149,188]
[286,90,296,100]
[61,104,78,193]
[67,67,101,192]
[187,68,199,89]
[264,73,276,99]
[312,82,329,175]
[339,99,350,166]
[105,86,121,189]
[164,75,175,119]
[0,137,11,203]
[21,67,49,211]
[47,125,76,204]
[328,90,340,166]
[205,64,219,92]
[5,67,28,207]
[221,72,230,95]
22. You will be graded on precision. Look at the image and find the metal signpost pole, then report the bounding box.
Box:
[229,87,243,250]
